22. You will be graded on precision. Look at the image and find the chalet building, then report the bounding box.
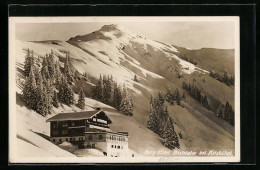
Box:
[85,131,129,157]
[46,109,129,157]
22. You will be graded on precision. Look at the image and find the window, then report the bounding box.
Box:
[111,145,113,148]
[66,138,68,141]
[53,131,58,135]
[92,144,95,148]
[99,135,103,140]
[59,139,62,143]
[62,122,68,127]
[117,146,120,149]
[52,122,58,128]
[62,130,68,135]
[53,139,55,142]
[89,135,92,140]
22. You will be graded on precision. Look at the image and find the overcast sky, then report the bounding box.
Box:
[16,21,235,49]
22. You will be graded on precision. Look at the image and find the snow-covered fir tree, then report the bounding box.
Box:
[45,79,54,113]
[78,87,85,109]
[112,83,122,110]
[22,67,38,109]
[120,86,134,116]
[93,74,104,102]
[103,75,112,104]
[158,106,169,138]
[64,52,75,83]
[58,75,74,105]
[54,61,62,87]
[162,116,180,149]
[41,56,50,80]
[24,49,35,77]
[52,90,59,108]
[36,74,48,116]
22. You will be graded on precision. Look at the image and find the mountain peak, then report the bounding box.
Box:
[100,24,121,31]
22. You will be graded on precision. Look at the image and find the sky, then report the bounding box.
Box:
[16,21,235,49]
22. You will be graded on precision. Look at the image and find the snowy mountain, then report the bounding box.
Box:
[15,24,235,158]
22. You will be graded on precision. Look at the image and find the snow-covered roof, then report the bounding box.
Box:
[46,110,111,122]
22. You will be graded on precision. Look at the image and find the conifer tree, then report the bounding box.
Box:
[175,88,181,105]
[147,95,158,132]
[45,79,54,113]
[165,88,174,105]
[22,67,38,109]
[157,91,164,105]
[162,117,180,149]
[103,75,112,103]
[147,96,161,133]
[93,74,104,102]
[47,51,55,78]
[224,102,230,121]
[120,87,134,116]
[58,75,74,105]
[202,95,210,109]
[109,75,115,102]
[24,49,34,77]
[158,106,169,137]
[182,92,186,101]
[134,74,139,82]
[223,69,228,84]
[112,84,122,110]
[54,61,62,86]
[78,87,85,109]
[36,75,48,116]
[52,90,59,108]
[218,108,223,118]
[64,52,74,83]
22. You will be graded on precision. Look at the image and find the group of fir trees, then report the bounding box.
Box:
[147,93,180,149]
[174,66,184,79]
[165,88,184,106]
[22,49,77,116]
[209,69,234,86]
[182,81,210,109]
[93,74,133,116]
[216,102,234,126]
[179,54,197,66]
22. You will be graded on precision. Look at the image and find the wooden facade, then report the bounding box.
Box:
[46,110,112,144]
[47,109,129,156]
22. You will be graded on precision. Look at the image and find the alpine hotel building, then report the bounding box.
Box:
[46,109,129,157]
